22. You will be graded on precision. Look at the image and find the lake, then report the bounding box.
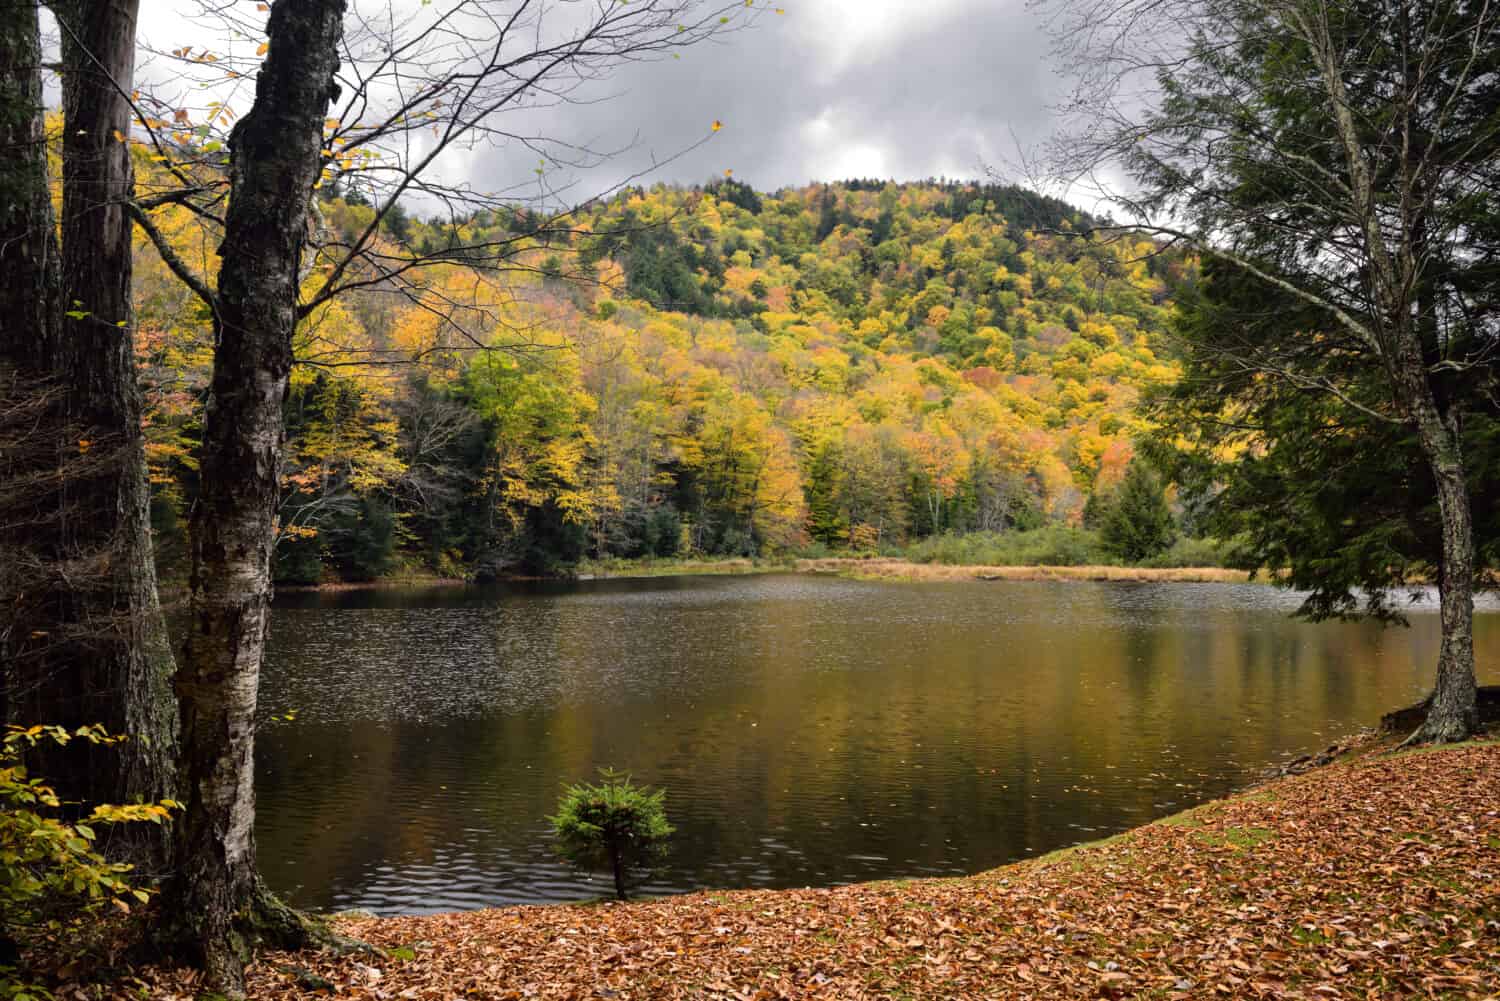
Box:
[256,574,1499,914]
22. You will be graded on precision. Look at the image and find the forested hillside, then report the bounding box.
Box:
[133,173,1191,582]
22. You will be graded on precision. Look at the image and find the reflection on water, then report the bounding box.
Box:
[256,575,1499,914]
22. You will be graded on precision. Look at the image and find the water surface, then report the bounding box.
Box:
[255,575,1499,913]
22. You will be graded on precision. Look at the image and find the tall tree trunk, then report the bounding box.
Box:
[1389,337,1478,743]
[1408,404,1478,742]
[1,1,61,733]
[0,23,59,928]
[0,1,57,376]
[1,0,176,871]
[57,0,177,853]
[172,0,345,990]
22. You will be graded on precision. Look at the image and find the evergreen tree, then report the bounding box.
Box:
[1047,0,1500,741]
[1100,460,1175,562]
[1153,266,1500,623]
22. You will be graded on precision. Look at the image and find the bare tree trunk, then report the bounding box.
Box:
[1,0,176,870]
[172,1,346,990]
[1394,356,1478,742]
[1,2,61,740]
[0,22,59,921]
[56,0,176,850]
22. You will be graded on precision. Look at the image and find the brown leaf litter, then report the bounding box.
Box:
[106,739,1500,999]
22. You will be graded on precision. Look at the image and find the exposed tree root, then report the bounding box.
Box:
[1382,685,1500,747]
[144,880,379,999]
[247,881,380,958]
[1398,713,1477,748]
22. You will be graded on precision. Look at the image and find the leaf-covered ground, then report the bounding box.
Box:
[122,740,1499,1000]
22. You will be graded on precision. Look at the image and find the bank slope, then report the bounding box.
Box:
[139,740,1499,1000]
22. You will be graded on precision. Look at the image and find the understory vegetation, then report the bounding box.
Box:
[903,527,1232,570]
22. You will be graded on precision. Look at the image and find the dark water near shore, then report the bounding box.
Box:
[255,575,1499,914]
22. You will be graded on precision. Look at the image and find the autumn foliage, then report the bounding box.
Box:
[126,155,1191,582]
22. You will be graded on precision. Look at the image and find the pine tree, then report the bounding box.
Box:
[1100,460,1175,562]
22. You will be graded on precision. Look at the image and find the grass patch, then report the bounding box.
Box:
[1155,799,1234,829]
[1290,925,1332,946]
[1024,832,1130,867]
[903,527,1111,567]
[898,529,1238,569]
[1194,826,1275,850]
[574,556,794,579]
[1386,736,1499,760]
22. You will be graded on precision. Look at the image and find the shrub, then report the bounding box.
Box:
[550,769,673,901]
[904,526,1111,567]
[1143,535,1233,568]
[1,725,177,997]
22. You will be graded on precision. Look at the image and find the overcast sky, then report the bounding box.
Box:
[132,0,1061,199]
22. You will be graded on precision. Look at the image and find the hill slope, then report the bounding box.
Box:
[133,179,1192,582]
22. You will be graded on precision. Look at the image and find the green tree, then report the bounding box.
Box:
[1045,0,1500,741]
[1100,459,1175,562]
[804,442,849,546]
[551,769,673,901]
[1153,267,1500,623]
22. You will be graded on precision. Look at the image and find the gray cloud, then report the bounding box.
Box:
[134,1,1060,204]
[461,1,1058,198]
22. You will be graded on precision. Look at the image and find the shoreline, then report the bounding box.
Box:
[273,561,1254,591]
[273,575,471,593]
[273,558,1253,591]
[120,732,1499,999]
[569,556,1251,585]
[792,557,1251,584]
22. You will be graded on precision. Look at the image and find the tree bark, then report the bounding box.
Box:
[0,0,59,759]
[1375,228,1479,743]
[0,0,176,869]
[0,0,56,744]
[172,0,345,990]
[610,840,627,901]
[0,0,57,375]
[1402,386,1479,742]
[57,0,177,851]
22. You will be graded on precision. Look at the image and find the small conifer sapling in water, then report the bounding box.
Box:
[551,769,673,901]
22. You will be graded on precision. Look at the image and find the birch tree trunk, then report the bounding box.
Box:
[172,0,346,989]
